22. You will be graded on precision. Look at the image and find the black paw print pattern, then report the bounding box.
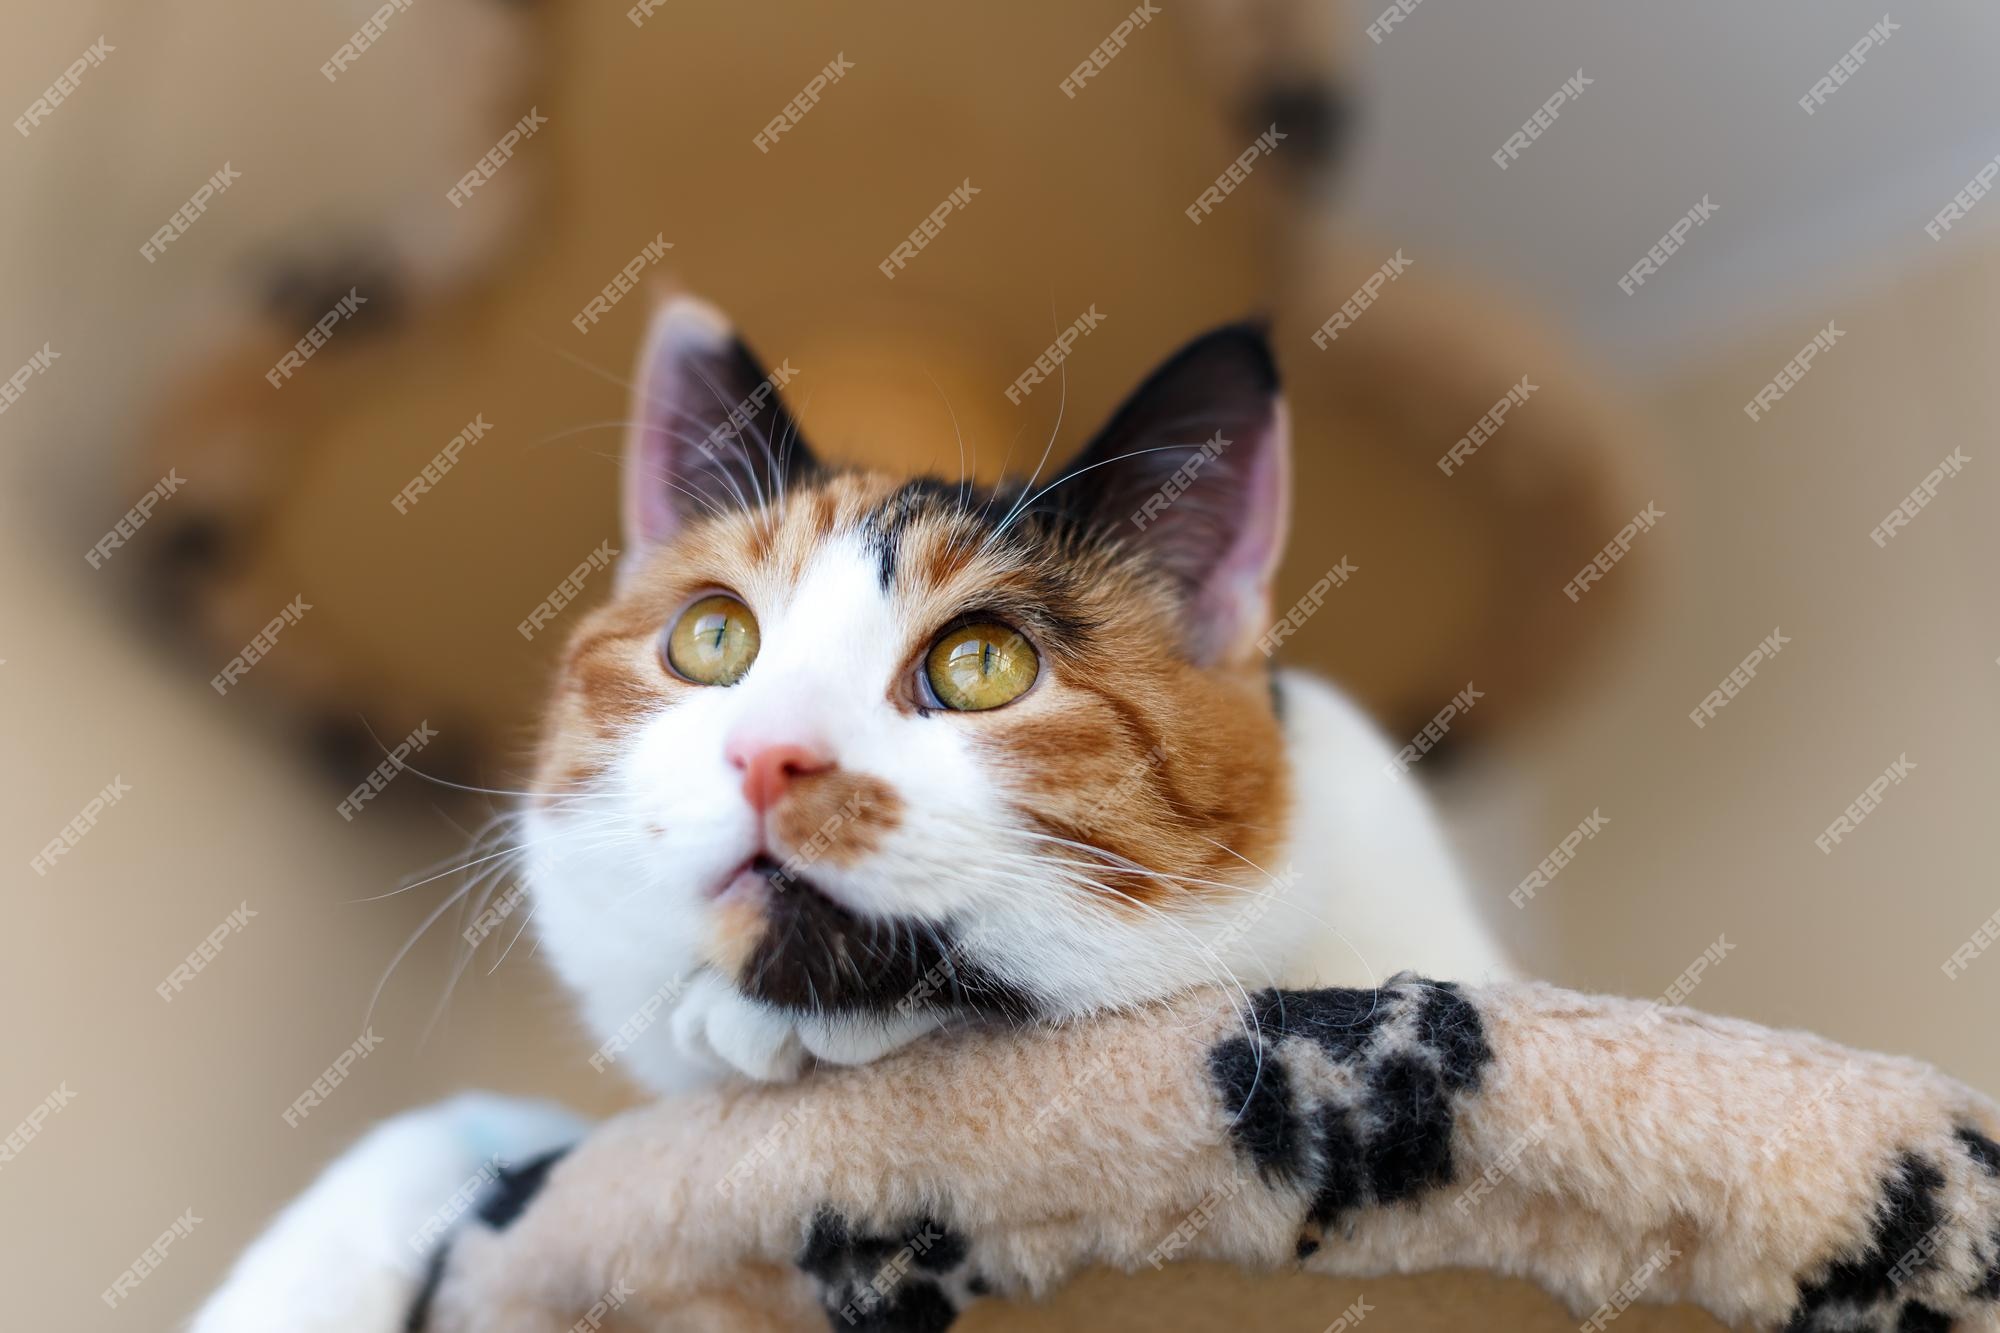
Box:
[798,1208,988,1333]
[1208,979,1493,1253]
[1784,1125,2000,1331]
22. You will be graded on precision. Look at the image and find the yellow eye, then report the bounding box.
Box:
[925,622,1038,711]
[665,594,759,686]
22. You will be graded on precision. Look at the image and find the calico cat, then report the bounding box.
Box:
[191,296,1509,1331]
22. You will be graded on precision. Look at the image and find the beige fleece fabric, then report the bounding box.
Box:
[426,981,2000,1332]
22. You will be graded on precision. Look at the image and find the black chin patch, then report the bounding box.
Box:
[737,868,1036,1022]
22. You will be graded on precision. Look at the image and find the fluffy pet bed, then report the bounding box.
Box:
[411,979,2000,1332]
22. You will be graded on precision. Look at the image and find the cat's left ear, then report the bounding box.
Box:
[1046,323,1290,666]
[619,295,816,583]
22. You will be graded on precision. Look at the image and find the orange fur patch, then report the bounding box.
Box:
[537,468,1288,920]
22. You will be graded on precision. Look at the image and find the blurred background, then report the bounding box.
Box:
[3,1,1996,1328]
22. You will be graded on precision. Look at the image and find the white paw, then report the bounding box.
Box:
[190,1092,586,1333]
[795,1009,943,1066]
[668,973,808,1082]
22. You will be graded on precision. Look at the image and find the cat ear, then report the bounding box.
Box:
[1045,323,1290,666]
[621,295,815,566]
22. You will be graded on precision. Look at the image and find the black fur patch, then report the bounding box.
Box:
[1211,1035,1309,1179]
[1211,981,1494,1232]
[1785,1153,1963,1330]
[1413,982,1492,1093]
[401,1147,573,1332]
[800,1208,977,1331]
[403,1247,448,1333]
[866,478,988,591]
[740,867,1037,1021]
[1958,1126,2000,1177]
[477,1148,570,1229]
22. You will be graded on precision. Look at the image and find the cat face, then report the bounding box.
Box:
[527,296,1297,1088]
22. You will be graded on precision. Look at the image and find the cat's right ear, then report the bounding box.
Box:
[620,296,815,572]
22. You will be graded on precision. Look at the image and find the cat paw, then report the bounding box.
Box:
[796,1010,943,1066]
[668,974,808,1083]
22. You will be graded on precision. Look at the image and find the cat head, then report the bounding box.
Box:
[527,295,1297,1085]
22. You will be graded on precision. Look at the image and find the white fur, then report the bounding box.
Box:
[194,525,1512,1332]
[187,1094,584,1333]
[527,534,1512,1093]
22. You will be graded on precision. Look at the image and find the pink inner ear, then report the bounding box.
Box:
[1189,402,1292,666]
[619,296,739,577]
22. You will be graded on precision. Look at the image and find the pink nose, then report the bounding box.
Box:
[729,742,834,813]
